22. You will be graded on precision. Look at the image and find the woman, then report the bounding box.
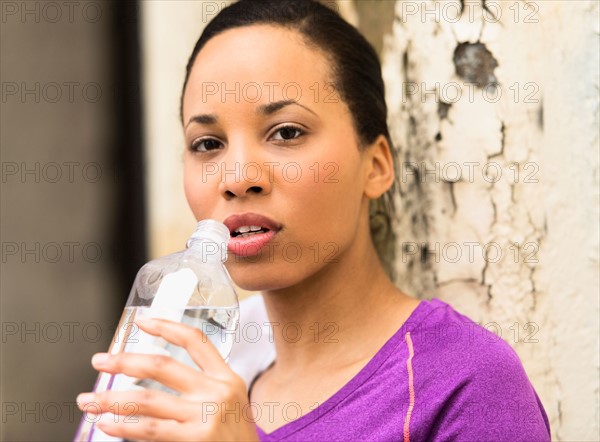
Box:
[76,1,551,440]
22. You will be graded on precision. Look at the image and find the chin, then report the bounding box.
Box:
[231,274,295,292]
[225,260,308,292]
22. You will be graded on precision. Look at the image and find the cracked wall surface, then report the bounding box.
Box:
[344,0,600,440]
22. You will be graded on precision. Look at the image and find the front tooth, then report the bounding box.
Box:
[249,225,262,232]
[238,226,251,233]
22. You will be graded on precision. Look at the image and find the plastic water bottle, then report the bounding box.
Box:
[74,219,239,441]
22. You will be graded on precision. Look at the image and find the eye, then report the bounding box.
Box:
[190,138,223,153]
[270,125,305,142]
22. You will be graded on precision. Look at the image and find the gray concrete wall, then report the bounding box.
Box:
[1,2,130,440]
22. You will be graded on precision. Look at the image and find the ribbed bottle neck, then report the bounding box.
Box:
[186,219,230,262]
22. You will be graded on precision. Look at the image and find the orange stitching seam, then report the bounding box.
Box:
[403,332,415,442]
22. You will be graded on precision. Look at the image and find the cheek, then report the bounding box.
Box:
[288,155,365,243]
[183,160,214,218]
[183,173,195,209]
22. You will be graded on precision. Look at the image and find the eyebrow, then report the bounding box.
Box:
[185,100,317,128]
[257,99,317,117]
[185,114,217,128]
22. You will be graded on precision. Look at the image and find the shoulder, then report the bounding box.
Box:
[404,298,524,373]
[401,298,551,441]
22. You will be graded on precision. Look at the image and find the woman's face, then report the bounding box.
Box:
[182,25,372,291]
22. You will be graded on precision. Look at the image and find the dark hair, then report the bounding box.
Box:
[180,0,397,278]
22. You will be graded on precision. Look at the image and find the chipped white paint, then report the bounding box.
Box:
[372,1,599,440]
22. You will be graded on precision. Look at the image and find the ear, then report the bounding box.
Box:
[363,134,395,199]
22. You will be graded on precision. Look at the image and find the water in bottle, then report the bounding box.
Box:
[74,219,239,441]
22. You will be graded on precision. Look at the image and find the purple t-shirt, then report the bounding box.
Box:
[254,298,551,441]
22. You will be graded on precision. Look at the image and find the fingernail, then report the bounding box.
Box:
[91,353,110,366]
[98,413,116,426]
[136,317,157,330]
[84,412,99,422]
[76,393,94,404]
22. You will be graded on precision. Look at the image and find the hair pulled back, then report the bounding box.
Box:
[181,0,397,277]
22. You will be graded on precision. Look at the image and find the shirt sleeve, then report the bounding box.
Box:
[425,339,551,442]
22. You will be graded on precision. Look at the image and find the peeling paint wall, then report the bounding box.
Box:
[344,0,600,440]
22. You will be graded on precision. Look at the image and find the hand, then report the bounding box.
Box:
[76,317,260,441]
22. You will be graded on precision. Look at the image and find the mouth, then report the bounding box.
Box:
[223,213,282,257]
[231,225,271,238]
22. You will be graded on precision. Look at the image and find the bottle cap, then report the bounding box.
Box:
[186,219,230,260]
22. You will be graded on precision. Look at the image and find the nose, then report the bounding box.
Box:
[218,144,273,200]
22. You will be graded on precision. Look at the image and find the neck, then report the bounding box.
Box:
[261,228,413,375]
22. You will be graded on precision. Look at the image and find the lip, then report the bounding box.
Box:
[223,212,282,257]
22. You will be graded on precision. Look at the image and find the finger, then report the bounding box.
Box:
[135,317,229,376]
[91,352,212,394]
[76,389,200,422]
[95,413,195,442]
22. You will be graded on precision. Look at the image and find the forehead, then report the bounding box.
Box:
[183,25,334,113]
